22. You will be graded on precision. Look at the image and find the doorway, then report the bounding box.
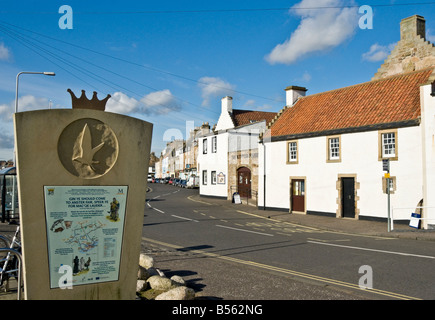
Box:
[341,177,355,218]
[237,167,251,198]
[291,179,305,213]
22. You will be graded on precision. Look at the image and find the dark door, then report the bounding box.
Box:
[342,178,355,218]
[291,179,305,212]
[237,167,251,198]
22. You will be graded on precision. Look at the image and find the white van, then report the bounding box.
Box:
[186,176,199,188]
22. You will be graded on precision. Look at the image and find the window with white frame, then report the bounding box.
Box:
[212,136,217,153]
[328,137,340,161]
[202,170,207,185]
[203,138,207,154]
[211,171,216,184]
[382,132,396,158]
[287,141,298,164]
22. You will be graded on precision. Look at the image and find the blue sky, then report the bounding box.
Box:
[0,0,435,160]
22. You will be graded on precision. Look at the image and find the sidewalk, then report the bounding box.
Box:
[191,194,435,242]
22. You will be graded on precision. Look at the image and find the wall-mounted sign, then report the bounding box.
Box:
[44,185,128,289]
[217,172,226,184]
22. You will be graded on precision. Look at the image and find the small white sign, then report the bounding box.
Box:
[233,193,241,204]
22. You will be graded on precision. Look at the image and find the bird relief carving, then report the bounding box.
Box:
[73,123,105,172]
[58,117,118,179]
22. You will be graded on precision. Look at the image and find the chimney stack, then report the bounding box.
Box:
[400,15,426,41]
[221,96,233,114]
[285,86,307,107]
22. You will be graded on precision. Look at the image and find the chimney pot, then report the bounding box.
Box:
[221,96,233,114]
[285,86,307,106]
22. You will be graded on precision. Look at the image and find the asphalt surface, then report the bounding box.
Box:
[140,184,435,301]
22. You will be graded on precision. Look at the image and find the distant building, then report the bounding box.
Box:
[198,96,276,203]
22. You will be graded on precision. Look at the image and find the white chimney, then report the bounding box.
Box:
[221,96,233,114]
[285,86,307,107]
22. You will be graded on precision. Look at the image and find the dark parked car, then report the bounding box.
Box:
[173,178,180,186]
[180,180,187,188]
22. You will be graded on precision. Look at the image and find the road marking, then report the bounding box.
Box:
[141,237,420,300]
[216,225,274,237]
[235,210,395,240]
[236,210,318,231]
[153,208,165,214]
[307,238,351,243]
[171,215,199,222]
[187,195,213,205]
[308,240,435,260]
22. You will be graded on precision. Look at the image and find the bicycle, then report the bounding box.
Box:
[0,225,21,291]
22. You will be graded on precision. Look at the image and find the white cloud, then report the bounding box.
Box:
[265,0,358,65]
[0,42,11,61]
[362,43,396,62]
[140,89,180,115]
[106,90,180,115]
[198,76,236,107]
[106,91,140,114]
[0,95,51,120]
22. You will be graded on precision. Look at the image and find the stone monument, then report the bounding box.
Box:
[14,89,153,299]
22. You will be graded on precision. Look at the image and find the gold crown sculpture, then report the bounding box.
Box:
[67,88,111,111]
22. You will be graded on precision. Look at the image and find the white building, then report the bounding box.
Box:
[260,69,435,228]
[198,96,276,201]
[259,15,435,229]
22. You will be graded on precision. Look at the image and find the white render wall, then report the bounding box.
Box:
[420,83,435,228]
[259,126,424,220]
[198,132,229,197]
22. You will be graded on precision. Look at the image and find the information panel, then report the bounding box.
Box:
[44,186,128,289]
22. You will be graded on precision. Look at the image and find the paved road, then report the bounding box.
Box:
[142,184,435,300]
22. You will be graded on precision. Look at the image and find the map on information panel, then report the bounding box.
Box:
[44,186,128,289]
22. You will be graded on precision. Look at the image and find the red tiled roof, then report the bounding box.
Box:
[270,68,435,138]
[232,109,277,127]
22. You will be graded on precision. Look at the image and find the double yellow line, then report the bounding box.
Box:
[142,236,420,300]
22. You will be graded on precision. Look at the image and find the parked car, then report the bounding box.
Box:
[151,177,155,183]
[186,176,199,188]
[180,179,187,188]
[168,178,174,185]
[173,178,180,186]
[155,178,160,183]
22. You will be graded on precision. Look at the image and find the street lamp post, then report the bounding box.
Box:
[11,71,56,220]
[15,71,56,113]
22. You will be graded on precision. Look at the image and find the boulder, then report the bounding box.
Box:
[155,286,195,300]
[170,275,185,286]
[137,266,149,280]
[146,275,174,291]
[147,267,165,277]
[139,254,154,269]
[136,280,147,292]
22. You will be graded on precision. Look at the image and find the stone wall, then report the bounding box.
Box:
[373,15,435,80]
[228,149,259,204]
